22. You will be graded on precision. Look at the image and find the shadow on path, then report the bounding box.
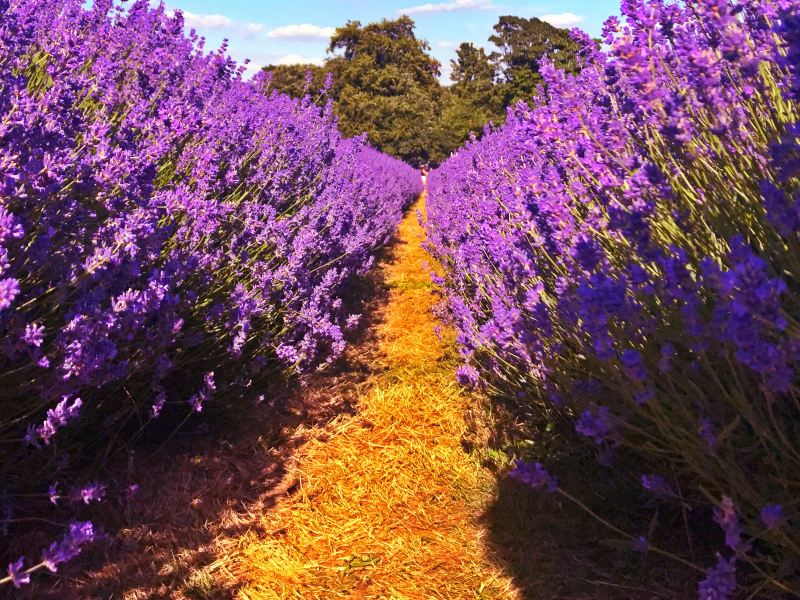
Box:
[474,404,703,599]
[22,243,400,600]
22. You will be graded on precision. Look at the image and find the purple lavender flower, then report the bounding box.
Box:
[657,343,675,374]
[41,521,95,573]
[760,504,784,530]
[634,388,655,405]
[709,237,794,394]
[276,343,300,365]
[760,181,800,238]
[125,484,140,500]
[0,208,24,243]
[572,234,604,271]
[7,557,29,588]
[188,371,216,412]
[22,323,45,348]
[698,554,736,600]
[71,482,105,505]
[575,406,614,444]
[48,483,59,505]
[29,397,83,446]
[509,461,558,493]
[150,389,167,418]
[188,394,204,413]
[713,496,744,551]
[0,277,20,310]
[620,349,647,382]
[641,474,672,498]
[203,371,215,392]
[456,364,480,388]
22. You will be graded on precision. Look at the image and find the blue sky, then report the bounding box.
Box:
[154,0,620,82]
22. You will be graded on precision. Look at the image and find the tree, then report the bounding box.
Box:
[435,43,503,151]
[489,16,582,105]
[450,42,497,89]
[257,15,587,166]
[262,64,328,101]
[324,17,443,166]
[328,17,440,87]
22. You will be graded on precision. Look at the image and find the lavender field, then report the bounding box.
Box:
[426,1,800,597]
[1,0,799,598]
[0,0,420,589]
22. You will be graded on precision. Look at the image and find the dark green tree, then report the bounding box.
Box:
[433,43,503,152]
[258,15,587,166]
[262,64,328,101]
[450,42,497,89]
[489,16,582,105]
[324,17,444,165]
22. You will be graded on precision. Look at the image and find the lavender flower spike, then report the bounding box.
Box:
[41,521,95,573]
[7,558,30,588]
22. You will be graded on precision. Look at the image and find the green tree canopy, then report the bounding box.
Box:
[327,17,440,87]
[450,42,497,89]
[489,16,582,105]
[262,63,328,100]
[434,43,503,153]
[324,17,443,166]
[259,14,585,166]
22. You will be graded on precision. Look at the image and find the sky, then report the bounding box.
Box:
[153,0,621,82]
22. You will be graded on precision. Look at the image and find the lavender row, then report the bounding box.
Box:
[425,0,799,597]
[0,0,420,587]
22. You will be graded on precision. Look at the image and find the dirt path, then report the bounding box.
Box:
[224,194,518,599]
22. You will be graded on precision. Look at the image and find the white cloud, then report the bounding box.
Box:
[275,54,325,66]
[439,62,454,85]
[167,7,269,38]
[539,12,585,27]
[266,24,336,40]
[178,10,234,30]
[241,22,266,37]
[437,40,460,49]
[398,0,495,16]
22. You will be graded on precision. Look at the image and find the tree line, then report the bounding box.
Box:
[263,16,583,166]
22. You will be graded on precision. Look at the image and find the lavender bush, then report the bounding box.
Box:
[0,0,420,587]
[426,0,799,596]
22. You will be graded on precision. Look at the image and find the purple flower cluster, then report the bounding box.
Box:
[713,496,746,552]
[2,521,95,589]
[509,460,558,492]
[41,521,95,573]
[0,0,420,587]
[698,555,737,600]
[426,0,800,596]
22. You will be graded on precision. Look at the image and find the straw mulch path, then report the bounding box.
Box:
[222,194,519,599]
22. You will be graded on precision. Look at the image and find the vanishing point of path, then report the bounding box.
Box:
[227,194,519,599]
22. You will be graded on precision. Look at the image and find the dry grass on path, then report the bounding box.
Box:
[223,195,519,599]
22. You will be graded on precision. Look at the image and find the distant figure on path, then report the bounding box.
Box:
[420,164,429,188]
